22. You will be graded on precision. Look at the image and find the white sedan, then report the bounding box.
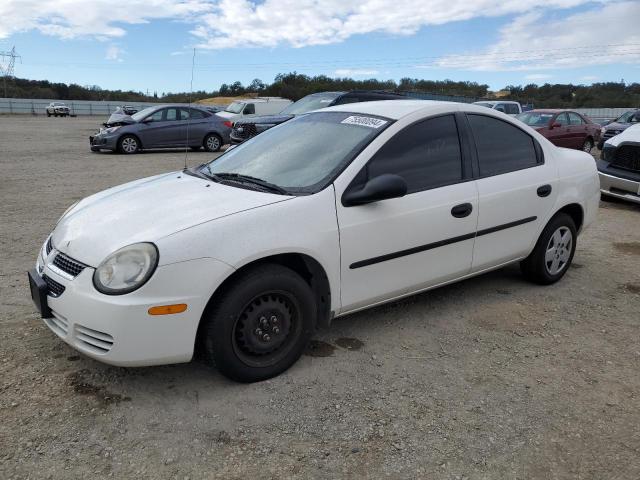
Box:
[29,100,600,382]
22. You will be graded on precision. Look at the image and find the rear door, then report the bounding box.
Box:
[181,107,210,146]
[567,112,587,149]
[465,114,557,271]
[335,113,479,312]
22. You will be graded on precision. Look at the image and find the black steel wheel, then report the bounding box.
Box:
[200,264,316,382]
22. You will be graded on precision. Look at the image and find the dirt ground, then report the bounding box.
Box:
[1,115,639,480]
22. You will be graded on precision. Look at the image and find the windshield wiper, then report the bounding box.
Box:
[209,172,290,195]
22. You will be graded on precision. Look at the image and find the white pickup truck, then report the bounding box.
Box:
[46,102,71,117]
[473,100,522,116]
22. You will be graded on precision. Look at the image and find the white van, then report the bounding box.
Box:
[216,98,292,122]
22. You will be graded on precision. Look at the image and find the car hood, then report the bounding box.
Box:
[235,114,295,126]
[104,113,136,127]
[604,122,630,133]
[52,171,293,266]
[605,123,640,147]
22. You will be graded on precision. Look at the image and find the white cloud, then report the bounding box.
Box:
[334,69,379,76]
[0,0,209,40]
[191,0,595,49]
[105,45,124,61]
[170,51,186,56]
[434,1,640,71]
[524,74,552,80]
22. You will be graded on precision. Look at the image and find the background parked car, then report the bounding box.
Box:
[472,100,523,115]
[231,90,407,143]
[90,104,231,154]
[598,123,640,204]
[121,105,138,115]
[516,109,601,152]
[597,109,640,149]
[215,97,292,124]
[45,102,70,117]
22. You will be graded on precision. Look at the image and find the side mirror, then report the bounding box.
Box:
[342,174,408,207]
[142,117,153,124]
[550,122,562,129]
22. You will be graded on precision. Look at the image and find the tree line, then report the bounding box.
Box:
[3,73,639,107]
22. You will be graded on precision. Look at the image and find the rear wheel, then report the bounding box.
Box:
[582,137,593,153]
[203,133,222,152]
[200,264,316,382]
[117,135,140,154]
[521,213,577,285]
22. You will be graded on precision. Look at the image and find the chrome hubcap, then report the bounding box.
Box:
[583,140,592,152]
[122,138,137,152]
[545,226,572,275]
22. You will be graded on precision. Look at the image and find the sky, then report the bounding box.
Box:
[0,0,639,94]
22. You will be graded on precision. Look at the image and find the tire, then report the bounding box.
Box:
[582,137,593,153]
[47,112,51,117]
[54,113,58,117]
[117,135,140,154]
[520,213,577,285]
[203,133,222,152]
[200,264,317,383]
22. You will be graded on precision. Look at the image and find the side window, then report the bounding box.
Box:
[505,104,520,115]
[554,113,568,126]
[149,109,165,121]
[363,115,463,194]
[494,104,506,113]
[165,108,179,121]
[467,114,539,177]
[243,103,255,115]
[332,95,359,105]
[180,108,206,120]
[568,113,583,125]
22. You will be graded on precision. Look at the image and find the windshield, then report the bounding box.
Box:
[200,111,391,193]
[516,112,553,126]
[131,106,157,121]
[280,93,342,115]
[225,101,245,114]
[615,110,638,123]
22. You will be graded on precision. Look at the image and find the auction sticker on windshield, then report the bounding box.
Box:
[341,116,388,129]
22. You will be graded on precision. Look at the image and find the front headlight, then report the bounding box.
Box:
[93,243,159,295]
[104,126,121,134]
[601,127,606,135]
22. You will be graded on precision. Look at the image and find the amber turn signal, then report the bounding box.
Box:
[148,304,188,315]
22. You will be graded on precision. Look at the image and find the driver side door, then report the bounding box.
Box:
[335,114,479,313]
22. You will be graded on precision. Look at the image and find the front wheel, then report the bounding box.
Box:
[203,133,222,152]
[520,213,577,285]
[200,264,316,382]
[117,135,140,154]
[582,138,593,153]
[47,112,51,117]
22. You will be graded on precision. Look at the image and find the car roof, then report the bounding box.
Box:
[473,100,519,105]
[318,99,476,120]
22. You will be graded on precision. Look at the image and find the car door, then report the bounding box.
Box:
[138,107,183,147]
[180,107,209,146]
[546,112,570,147]
[465,113,558,272]
[568,112,587,149]
[335,114,479,313]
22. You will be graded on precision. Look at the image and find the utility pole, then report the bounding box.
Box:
[0,46,21,98]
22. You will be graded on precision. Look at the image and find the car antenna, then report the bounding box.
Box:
[183,47,196,171]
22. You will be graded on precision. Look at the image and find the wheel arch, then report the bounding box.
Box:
[118,132,144,149]
[195,252,333,353]
[554,202,584,233]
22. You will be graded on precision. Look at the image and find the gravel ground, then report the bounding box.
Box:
[1,115,639,479]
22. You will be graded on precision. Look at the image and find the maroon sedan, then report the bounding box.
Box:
[516,110,601,152]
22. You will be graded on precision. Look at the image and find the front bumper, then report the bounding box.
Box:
[32,254,234,366]
[89,133,119,151]
[599,171,640,204]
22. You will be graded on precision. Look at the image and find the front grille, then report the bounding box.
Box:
[53,253,86,277]
[75,325,114,353]
[232,123,257,140]
[611,145,640,172]
[603,130,623,140]
[45,237,53,255]
[43,275,65,298]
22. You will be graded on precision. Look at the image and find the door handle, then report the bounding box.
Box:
[537,184,552,197]
[451,203,473,218]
